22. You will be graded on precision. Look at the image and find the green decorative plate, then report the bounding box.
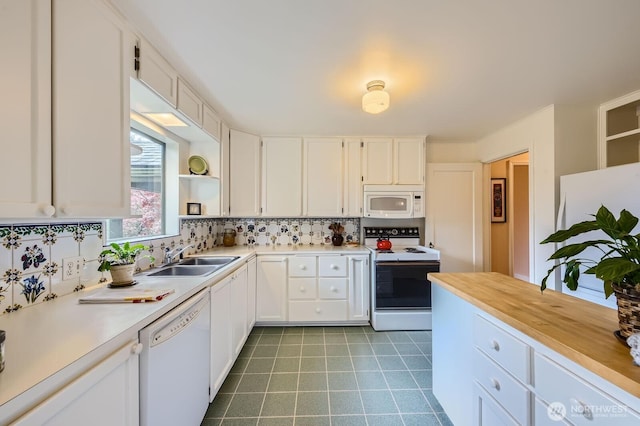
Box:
[188,155,208,175]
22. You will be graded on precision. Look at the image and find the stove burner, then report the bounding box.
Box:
[377,249,394,254]
[404,247,426,253]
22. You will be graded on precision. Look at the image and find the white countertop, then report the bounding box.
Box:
[0,244,369,421]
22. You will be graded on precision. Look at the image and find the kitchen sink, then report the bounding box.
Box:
[147,265,222,277]
[178,256,240,266]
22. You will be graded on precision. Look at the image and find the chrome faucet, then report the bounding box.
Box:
[164,245,194,265]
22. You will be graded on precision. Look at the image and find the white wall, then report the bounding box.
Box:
[476,105,595,288]
[426,139,479,163]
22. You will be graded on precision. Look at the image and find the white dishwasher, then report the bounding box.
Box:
[139,288,210,426]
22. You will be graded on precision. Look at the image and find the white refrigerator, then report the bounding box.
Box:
[557,162,640,308]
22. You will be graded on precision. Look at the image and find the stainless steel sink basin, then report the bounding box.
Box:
[178,256,240,266]
[147,265,222,277]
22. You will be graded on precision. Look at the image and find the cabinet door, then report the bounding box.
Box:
[394,138,425,184]
[230,266,249,356]
[0,0,53,218]
[137,37,178,107]
[344,138,363,217]
[203,104,221,141]
[262,137,303,216]
[256,256,287,322]
[210,277,232,399]
[13,340,139,426]
[177,78,203,126]
[247,258,257,330]
[362,138,393,184]
[53,0,131,217]
[303,138,343,216]
[229,129,261,216]
[473,382,520,426]
[348,255,370,321]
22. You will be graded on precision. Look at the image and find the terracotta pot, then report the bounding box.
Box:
[109,264,136,286]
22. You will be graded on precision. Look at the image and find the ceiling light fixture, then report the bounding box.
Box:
[362,80,390,114]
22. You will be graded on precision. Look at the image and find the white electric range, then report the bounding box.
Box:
[364,227,441,331]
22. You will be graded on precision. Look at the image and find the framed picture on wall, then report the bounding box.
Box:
[491,178,507,223]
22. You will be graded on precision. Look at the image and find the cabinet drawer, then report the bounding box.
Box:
[318,256,347,277]
[289,300,347,322]
[535,353,640,425]
[289,256,316,277]
[474,349,531,425]
[288,278,317,300]
[474,315,530,383]
[318,278,347,300]
[534,398,572,426]
[474,382,520,426]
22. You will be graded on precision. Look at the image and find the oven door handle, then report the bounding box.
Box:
[375,261,440,267]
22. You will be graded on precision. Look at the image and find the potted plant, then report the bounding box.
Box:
[328,222,344,246]
[540,205,640,339]
[98,242,154,286]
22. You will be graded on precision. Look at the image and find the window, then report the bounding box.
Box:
[107,129,165,241]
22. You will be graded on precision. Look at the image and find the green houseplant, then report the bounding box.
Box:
[98,242,154,286]
[541,205,640,338]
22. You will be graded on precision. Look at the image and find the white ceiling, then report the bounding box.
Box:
[111,0,640,141]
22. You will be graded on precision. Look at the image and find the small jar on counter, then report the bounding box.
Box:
[222,228,237,247]
[0,330,5,372]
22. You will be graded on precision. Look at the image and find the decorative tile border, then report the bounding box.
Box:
[0,217,360,316]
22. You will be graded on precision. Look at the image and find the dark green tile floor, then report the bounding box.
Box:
[201,326,453,426]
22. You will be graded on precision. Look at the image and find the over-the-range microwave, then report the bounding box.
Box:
[363,185,424,218]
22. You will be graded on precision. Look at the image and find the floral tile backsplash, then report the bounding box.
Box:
[0,217,359,315]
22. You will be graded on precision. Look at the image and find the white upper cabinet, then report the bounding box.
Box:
[203,104,221,141]
[598,89,640,168]
[176,78,203,126]
[136,37,178,107]
[303,138,343,216]
[394,137,425,184]
[229,129,261,216]
[344,138,363,217]
[362,137,425,185]
[261,137,303,216]
[0,0,53,218]
[52,0,132,218]
[362,138,393,184]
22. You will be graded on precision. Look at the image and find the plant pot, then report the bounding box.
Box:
[331,234,344,247]
[109,264,136,286]
[613,284,640,339]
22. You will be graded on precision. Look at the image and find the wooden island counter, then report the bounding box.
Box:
[428,272,640,425]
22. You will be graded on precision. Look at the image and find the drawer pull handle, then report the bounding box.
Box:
[570,398,593,420]
[490,378,501,391]
[299,286,306,292]
[330,286,338,292]
[315,308,321,313]
[331,264,339,270]
[490,340,500,351]
[299,265,306,270]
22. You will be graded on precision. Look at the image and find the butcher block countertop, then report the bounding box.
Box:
[428,272,640,399]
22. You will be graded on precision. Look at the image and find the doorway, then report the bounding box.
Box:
[490,152,530,280]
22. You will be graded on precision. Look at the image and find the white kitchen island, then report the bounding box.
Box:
[429,272,640,425]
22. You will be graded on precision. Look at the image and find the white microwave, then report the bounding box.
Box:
[363,185,424,218]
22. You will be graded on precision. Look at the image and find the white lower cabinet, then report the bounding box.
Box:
[432,282,640,426]
[348,255,370,321]
[256,256,288,322]
[230,266,249,356]
[210,274,233,399]
[12,340,140,426]
[474,382,519,426]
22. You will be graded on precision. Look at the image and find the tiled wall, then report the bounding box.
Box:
[0,217,359,315]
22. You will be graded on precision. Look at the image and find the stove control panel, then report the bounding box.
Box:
[364,227,420,238]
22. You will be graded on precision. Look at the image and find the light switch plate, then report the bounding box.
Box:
[62,256,84,279]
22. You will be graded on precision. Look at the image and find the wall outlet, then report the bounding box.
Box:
[62,256,84,279]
